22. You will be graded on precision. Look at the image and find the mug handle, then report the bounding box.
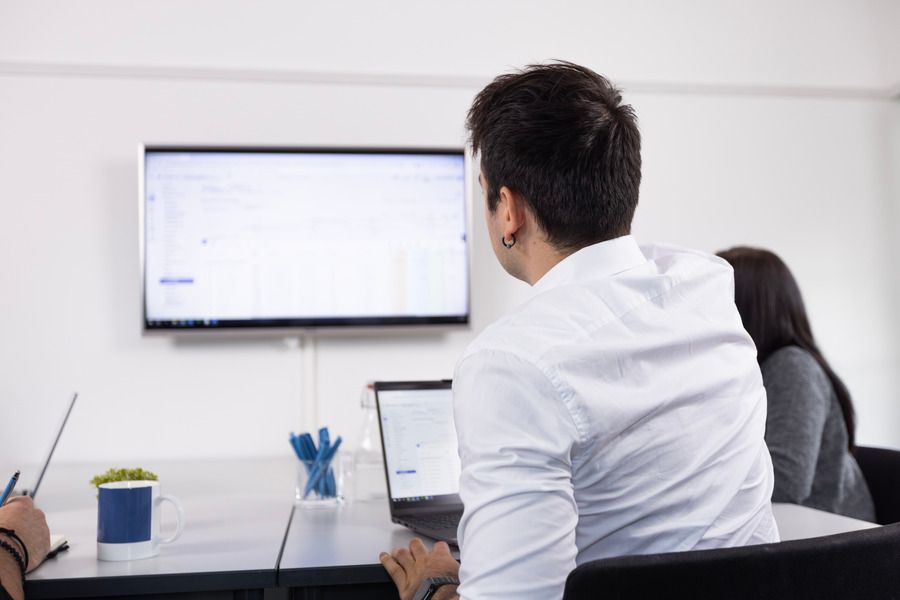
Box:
[155,494,185,544]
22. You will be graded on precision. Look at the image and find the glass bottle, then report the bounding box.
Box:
[352,382,387,501]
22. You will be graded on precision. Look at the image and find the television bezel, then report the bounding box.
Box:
[139,144,473,334]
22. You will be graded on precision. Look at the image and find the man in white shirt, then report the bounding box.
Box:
[380,61,778,600]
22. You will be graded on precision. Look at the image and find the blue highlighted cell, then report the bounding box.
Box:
[159,278,194,285]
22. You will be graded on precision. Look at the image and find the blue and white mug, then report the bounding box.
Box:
[97,481,184,561]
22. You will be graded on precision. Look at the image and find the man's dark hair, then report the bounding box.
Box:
[466,61,641,252]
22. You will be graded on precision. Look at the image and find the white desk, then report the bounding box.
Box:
[19,459,882,599]
[274,499,881,598]
[772,502,878,541]
[24,458,296,600]
[279,499,417,596]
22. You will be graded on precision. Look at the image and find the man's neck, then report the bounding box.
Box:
[521,242,571,286]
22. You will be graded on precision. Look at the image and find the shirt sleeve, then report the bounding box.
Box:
[762,348,830,503]
[453,349,581,600]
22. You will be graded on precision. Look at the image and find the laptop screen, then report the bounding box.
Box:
[375,382,462,506]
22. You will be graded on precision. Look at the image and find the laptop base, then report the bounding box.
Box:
[392,513,461,547]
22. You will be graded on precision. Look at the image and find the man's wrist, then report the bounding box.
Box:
[0,554,24,600]
[0,531,27,572]
[431,584,458,600]
[413,576,459,600]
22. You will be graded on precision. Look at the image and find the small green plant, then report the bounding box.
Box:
[90,467,158,487]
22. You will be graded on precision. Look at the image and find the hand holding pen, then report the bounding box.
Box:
[0,493,51,573]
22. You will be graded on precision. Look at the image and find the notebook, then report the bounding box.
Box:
[374,380,463,545]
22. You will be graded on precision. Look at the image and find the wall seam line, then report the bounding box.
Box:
[0,60,897,101]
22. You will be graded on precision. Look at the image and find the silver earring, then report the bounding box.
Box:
[501,234,516,249]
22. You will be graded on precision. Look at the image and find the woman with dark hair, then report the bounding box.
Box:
[717,247,875,520]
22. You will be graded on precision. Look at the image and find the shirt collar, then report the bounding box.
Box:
[532,235,647,293]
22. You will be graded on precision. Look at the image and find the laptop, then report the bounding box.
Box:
[18,393,77,557]
[22,392,77,499]
[374,380,463,545]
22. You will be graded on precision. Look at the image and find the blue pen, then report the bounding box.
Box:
[304,436,342,498]
[299,433,318,461]
[1,470,20,505]
[304,450,333,498]
[317,430,332,497]
[289,434,308,465]
[290,433,316,478]
[321,428,336,496]
[304,432,331,497]
[304,452,326,497]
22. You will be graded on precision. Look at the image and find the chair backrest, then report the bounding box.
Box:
[854,445,900,525]
[563,523,900,600]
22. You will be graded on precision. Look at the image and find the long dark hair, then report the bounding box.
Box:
[717,247,857,451]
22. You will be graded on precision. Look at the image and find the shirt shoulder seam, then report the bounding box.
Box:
[457,348,589,447]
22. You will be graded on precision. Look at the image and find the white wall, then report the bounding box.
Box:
[0,1,898,476]
[1,0,897,90]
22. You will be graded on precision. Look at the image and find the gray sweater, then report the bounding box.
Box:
[761,346,875,521]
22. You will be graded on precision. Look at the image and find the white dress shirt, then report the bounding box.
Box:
[453,235,778,600]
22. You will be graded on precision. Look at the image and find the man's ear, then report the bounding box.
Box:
[498,186,526,237]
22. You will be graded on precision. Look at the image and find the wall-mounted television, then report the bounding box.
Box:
[140,146,471,331]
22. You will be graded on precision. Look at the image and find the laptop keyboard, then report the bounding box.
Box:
[404,512,461,531]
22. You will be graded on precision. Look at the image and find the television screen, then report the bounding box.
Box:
[141,147,470,330]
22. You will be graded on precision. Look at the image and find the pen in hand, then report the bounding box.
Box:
[0,470,20,505]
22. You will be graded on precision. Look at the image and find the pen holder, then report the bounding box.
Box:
[295,453,343,507]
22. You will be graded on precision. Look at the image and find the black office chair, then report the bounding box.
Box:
[562,523,900,600]
[854,445,900,525]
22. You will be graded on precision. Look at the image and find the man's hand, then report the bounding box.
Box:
[0,495,51,572]
[379,538,460,600]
